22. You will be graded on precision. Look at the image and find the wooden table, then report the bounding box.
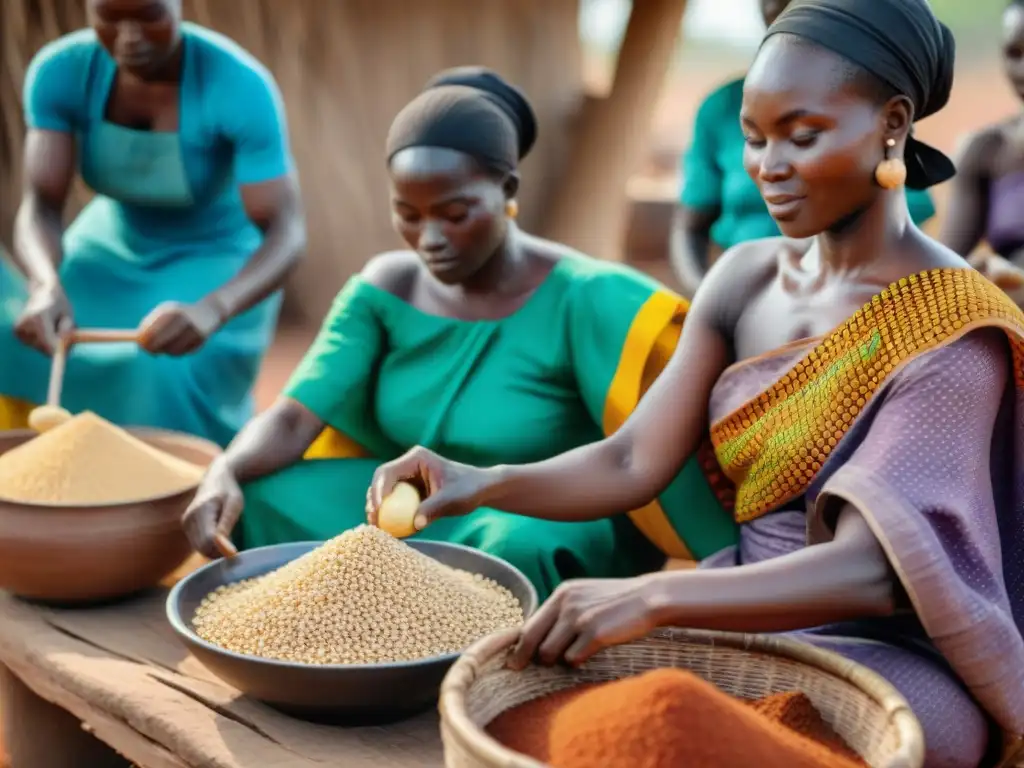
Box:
[0,590,443,767]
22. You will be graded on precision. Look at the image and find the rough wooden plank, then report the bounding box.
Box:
[2,663,135,768]
[0,592,444,767]
[38,593,442,763]
[3,660,190,768]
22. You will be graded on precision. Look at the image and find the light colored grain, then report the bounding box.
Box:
[193,525,523,665]
[0,411,203,505]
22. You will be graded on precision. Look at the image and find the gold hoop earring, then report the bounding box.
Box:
[874,138,907,190]
[505,199,519,220]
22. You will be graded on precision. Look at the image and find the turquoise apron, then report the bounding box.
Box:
[0,120,281,446]
[83,122,195,208]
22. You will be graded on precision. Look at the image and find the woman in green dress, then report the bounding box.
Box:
[182,68,736,600]
[669,0,936,298]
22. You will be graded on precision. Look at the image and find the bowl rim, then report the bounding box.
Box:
[166,538,538,671]
[0,426,221,509]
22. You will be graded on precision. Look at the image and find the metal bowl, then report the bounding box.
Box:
[166,540,539,724]
[0,427,220,605]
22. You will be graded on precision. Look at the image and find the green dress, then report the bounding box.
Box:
[238,256,737,600]
[682,78,937,253]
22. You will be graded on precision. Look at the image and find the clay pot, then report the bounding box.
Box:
[0,428,220,605]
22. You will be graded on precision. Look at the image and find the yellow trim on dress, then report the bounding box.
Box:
[303,426,371,460]
[0,395,34,431]
[602,290,694,560]
[711,268,1024,523]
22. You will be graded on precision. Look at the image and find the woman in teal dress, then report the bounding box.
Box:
[0,0,306,446]
[182,68,736,600]
[669,0,936,298]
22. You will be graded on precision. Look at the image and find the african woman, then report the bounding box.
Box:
[670,0,937,299]
[370,2,1024,765]
[181,68,735,601]
[0,0,305,446]
[940,0,1024,307]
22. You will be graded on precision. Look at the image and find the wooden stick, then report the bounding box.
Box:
[213,533,238,560]
[70,329,139,344]
[46,339,67,408]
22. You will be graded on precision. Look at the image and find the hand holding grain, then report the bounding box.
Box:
[182,458,243,559]
[366,446,490,531]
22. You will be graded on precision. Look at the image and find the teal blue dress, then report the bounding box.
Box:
[681,78,937,251]
[0,25,293,446]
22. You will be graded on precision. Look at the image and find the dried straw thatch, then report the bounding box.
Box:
[1,0,585,323]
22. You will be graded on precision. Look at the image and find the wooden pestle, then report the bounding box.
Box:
[46,338,69,409]
[70,329,140,344]
[29,329,142,434]
[213,532,238,560]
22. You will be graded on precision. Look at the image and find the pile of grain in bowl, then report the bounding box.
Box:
[0,411,204,505]
[192,525,524,664]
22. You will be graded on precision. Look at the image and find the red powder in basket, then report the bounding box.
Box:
[486,669,867,768]
[748,691,865,764]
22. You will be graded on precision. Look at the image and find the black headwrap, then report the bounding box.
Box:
[765,0,957,190]
[385,67,538,174]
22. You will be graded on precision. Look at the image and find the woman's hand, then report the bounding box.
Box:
[138,299,224,356]
[366,446,491,530]
[507,576,666,670]
[976,253,1024,305]
[182,457,244,559]
[14,282,74,355]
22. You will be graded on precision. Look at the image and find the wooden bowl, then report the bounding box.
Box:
[0,428,220,605]
[439,627,926,768]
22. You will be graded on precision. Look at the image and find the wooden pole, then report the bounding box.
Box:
[543,0,689,261]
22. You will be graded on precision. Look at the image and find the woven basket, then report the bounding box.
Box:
[440,627,925,768]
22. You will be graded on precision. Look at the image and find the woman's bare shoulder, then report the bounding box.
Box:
[359,250,421,299]
[693,236,792,330]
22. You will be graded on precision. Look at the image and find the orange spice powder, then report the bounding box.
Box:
[486,668,867,768]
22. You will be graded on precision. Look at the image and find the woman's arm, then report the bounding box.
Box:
[938,129,997,257]
[13,35,87,289]
[201,174,307,320]
[202,59,307,318]
[13,130,75,288]
[669,85,727,298]
[10,129,78,354]
[480,306,727,516]
[509,505,895,668]
[185,269,388,556]
[369,243,772,526]
[219,397,324,481]
[646,505,895,632]
[669,205,719,299]
[476,245,776,520]
[137,62,306,355]
[183,397,323,557]
[135,175,305,356]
